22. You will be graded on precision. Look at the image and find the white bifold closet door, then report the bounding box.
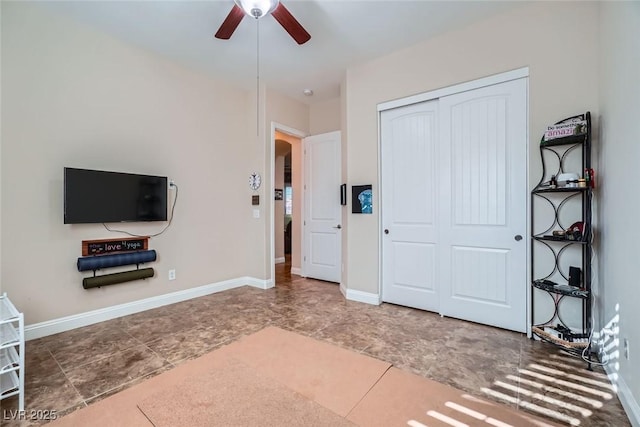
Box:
[381,78,527,332]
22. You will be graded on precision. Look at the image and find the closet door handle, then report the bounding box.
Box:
[514,235,523,241]
[384,229,389,235]
[333,225,342,229]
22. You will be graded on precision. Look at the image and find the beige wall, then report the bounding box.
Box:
[0,0,3,295]
[598,2,640,415]
[309,98,341,135]
[343,2,599,295]
[1,3,312,324]
[1,3,255,324]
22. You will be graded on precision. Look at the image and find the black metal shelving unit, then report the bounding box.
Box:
[530,112,593,367]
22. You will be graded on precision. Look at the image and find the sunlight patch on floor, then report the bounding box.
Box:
[481,387,581,426]
[479,351,617,427]
[493,380,592,417]
[527,363,614,390]
[518,368,613,399]
[426,410,469,427]
[505,375,603,408]
[445,401,514,427]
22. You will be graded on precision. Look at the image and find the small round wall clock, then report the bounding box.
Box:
[249,172,262,191]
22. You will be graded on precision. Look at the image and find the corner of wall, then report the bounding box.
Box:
[597,2,640,422]
[0,0,3,296]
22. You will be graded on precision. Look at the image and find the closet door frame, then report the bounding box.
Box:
[377,67,531,333]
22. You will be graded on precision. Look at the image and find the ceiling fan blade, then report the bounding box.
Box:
[271,3,311,45]
[215,5,245,40]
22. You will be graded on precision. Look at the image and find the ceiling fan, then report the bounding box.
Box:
[215,0,311,45]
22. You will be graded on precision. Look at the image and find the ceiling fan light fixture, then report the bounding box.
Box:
[234,0,279,19]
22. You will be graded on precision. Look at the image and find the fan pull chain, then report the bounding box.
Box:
[256,18,260,137]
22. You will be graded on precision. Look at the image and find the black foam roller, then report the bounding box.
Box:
[83,268,154,289]
[77,250,157,271]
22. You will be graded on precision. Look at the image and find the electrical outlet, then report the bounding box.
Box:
[623,338,630,360]
[169,180,176,188]
[168,269,176,281]
[611,321,619,333]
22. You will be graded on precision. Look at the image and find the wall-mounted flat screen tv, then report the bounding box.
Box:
[64,167,168,224]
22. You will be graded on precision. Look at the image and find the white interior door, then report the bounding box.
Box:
[381,78,527,332]
[438,79,527,332]
[381,101,439,311]
[303,131,342,283]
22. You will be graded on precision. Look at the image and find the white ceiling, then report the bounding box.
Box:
[39,1,523,105]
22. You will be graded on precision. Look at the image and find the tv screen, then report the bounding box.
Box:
[64,168,168,224]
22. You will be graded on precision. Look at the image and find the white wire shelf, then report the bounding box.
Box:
[0,323,20,349]
[0,369,19,397]
[0,346,20,374]
[0,295,20,324]
[0,293,24,411]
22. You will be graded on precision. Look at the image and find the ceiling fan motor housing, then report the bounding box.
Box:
[234,0,279,19]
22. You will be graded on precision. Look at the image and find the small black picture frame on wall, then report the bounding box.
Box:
[352,185,372,214]
[340,184,347,206]
[274,188,283,200]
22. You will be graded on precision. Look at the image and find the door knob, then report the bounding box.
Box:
[384,229,389,234]
[514,235,523,241]
[333,225,342,229]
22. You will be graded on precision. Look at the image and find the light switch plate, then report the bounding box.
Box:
[253,209,260,218]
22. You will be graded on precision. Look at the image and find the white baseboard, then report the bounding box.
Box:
[274,257,285,264]
[291,267,302,276]
[244,277,274,290]
[25,276,269,340]
[605,365,640,426]
[345,288,381,306]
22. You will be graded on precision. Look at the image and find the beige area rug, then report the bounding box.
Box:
[138,357,353,427]
[51,326,557,427]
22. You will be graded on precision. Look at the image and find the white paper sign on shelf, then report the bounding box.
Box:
[544,119,587,141]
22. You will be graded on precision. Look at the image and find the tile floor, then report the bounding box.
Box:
[1,258,630,426]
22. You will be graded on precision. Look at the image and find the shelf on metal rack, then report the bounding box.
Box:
[531,326,590,350]
[532,186,589,194]
[532,280,589,298]
[540,133,587,147]
[533,235,588,244]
